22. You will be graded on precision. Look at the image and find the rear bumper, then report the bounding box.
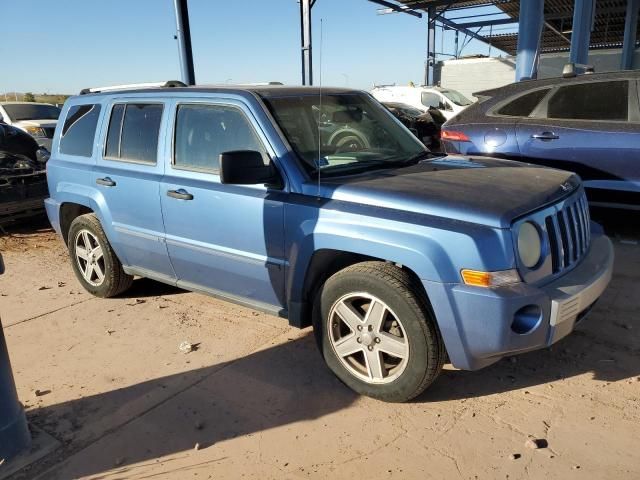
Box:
[44,197,62,235]
[425,232,614,370]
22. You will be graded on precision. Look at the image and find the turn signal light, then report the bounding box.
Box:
[441,130,471,142]
[461,269,521,288]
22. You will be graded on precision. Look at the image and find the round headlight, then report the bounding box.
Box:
[518,222,542,269]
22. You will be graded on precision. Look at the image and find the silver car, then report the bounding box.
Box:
[0,102,61,151]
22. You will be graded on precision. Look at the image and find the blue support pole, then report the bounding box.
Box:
[0,254,31,462]
[515,0,545,81]
[569,0,595,65]
[173,0,196,85]
[622,0,640,70]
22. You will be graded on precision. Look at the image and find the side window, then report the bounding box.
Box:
[496,89,550,117]
[174,104,266,171]
[421,92,441,109]
[547,81,629,121]
[104,103,163,163]
[60,104,101,157]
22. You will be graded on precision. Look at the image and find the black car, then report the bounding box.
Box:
[0,123,49,222]
[383,102,445,152]
[441,70,640,209]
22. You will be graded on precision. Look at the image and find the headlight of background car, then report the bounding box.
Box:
[517,222,542,268]
[24,126,47,137]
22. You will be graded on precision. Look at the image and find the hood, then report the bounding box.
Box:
[14,119,57,128]
[310,155,579,228]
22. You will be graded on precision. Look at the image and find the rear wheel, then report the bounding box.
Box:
[313,262,445,402]
[68,214,133,298]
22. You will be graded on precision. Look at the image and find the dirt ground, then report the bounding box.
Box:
[1,211,639,480]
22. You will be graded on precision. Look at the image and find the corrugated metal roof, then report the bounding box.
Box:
[394,0,639,55]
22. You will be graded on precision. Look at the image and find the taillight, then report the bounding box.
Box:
[441,130,471,142]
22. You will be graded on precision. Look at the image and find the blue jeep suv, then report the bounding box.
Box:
[45,83,614,402]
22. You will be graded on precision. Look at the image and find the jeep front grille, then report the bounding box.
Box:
[544,192,591,274]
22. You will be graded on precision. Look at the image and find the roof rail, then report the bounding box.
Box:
[79,80,188,95]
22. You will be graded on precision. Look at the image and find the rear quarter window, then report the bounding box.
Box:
[495,89,550,117]
[60,104,102,157]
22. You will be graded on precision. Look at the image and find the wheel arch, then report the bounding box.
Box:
[59,202,94,244]
[287,247,432,330]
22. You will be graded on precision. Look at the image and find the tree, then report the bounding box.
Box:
[23,92,35,102]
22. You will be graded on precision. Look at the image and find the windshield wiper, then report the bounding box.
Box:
[395,150,433,166]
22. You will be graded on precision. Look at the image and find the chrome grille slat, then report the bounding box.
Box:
[561,209,575,264]
[571,203,582,256]
[581,196,591,246]
[576,201,588,253]
[546,215,562,272]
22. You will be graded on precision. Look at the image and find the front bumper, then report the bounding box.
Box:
[424,232,614,370]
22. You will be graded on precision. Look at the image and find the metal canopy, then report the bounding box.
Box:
[385,0,640,55]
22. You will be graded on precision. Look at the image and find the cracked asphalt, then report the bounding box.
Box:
[1,211,639,480]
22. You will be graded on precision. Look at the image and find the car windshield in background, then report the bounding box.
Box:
[3,104,61,121]
[263,93,427,176]
[442,90,472,106]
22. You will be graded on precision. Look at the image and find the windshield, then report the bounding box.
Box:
[3,103,61,121]
[441,90,473,106]
[263,93,427,176]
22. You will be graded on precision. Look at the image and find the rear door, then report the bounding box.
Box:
[93,100,175,281]
[516,79,640,199]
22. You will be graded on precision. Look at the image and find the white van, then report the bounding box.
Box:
[370,85,473,120]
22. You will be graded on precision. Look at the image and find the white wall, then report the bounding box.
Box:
[436,48,640,99]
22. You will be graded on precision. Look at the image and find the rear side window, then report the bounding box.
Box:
[60,104,101,157]
[547,81,629,121]
[497,89,550,117]
[174,104,265,172]
[104,103,163,163]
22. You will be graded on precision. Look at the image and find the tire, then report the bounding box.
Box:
[313,261,445,402]
[67,213,133,298]
[331,133,366,153]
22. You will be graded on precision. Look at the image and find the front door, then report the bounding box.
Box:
[160,100,286,312]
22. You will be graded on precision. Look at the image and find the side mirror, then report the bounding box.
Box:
[219,150,281,187]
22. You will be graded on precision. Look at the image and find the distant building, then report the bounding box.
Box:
[435,48,640,99]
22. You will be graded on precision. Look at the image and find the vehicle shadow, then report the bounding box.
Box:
[418,324,639,403]
[21,333,357,479]
[118,277,186,299]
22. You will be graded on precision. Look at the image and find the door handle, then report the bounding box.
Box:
[531,132,559,141]
[96,177,116,187]
[167,189,194,200]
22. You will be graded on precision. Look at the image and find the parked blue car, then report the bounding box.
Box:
[45,83,613,402]
[441,70,640,210]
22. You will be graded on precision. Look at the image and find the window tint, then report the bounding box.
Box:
[104,103,163,163]
[60,104,101,157]
[497,89,550,117]
[421,92,441,109]
[547,81,629,121]
[174,104,265,171]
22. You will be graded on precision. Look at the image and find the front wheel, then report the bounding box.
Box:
[313,262,446,402]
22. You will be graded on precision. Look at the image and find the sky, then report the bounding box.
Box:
[1,0,510,95]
